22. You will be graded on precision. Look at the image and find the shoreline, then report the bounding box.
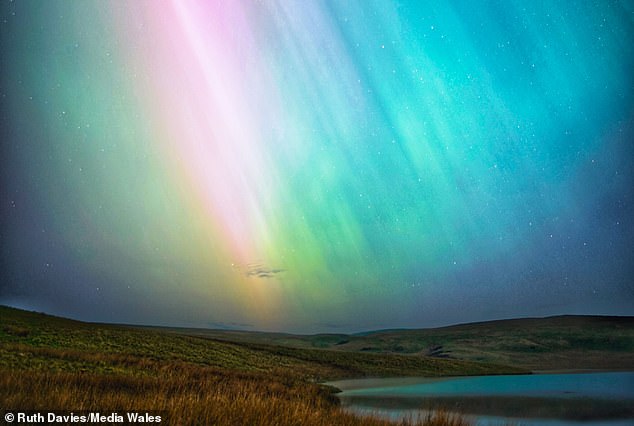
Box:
[325,368,634,392]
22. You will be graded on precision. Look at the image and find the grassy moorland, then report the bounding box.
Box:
[177,315,634,371]
[0,306,522,426]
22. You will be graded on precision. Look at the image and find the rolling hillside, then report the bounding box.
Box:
[1,305,525,426]
[166,315,634,371]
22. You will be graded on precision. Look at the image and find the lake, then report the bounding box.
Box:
[329,372,634,425]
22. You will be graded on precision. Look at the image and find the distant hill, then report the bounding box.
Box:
[0,305,522,379]
[2,305,632,371]
[163,315,634,371]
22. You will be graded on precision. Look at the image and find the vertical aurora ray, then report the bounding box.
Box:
[1,1,632,331]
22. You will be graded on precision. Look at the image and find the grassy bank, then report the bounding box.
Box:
[1,368,472,426]
[1,306,520,425]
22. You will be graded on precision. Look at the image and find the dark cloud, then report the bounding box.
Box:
[244,262,286,279]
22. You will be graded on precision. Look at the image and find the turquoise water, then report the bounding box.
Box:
[333,372,634,425]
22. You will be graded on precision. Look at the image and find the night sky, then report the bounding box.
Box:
[1,1,633,332]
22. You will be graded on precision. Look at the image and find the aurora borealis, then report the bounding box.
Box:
[1,0,633,332]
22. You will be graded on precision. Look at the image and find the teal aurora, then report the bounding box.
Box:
[1,1,633,332]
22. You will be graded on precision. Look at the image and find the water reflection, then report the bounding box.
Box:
[330,372,634,425]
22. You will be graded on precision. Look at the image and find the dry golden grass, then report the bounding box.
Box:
[1,368,469,426]
[0,306,478,425]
